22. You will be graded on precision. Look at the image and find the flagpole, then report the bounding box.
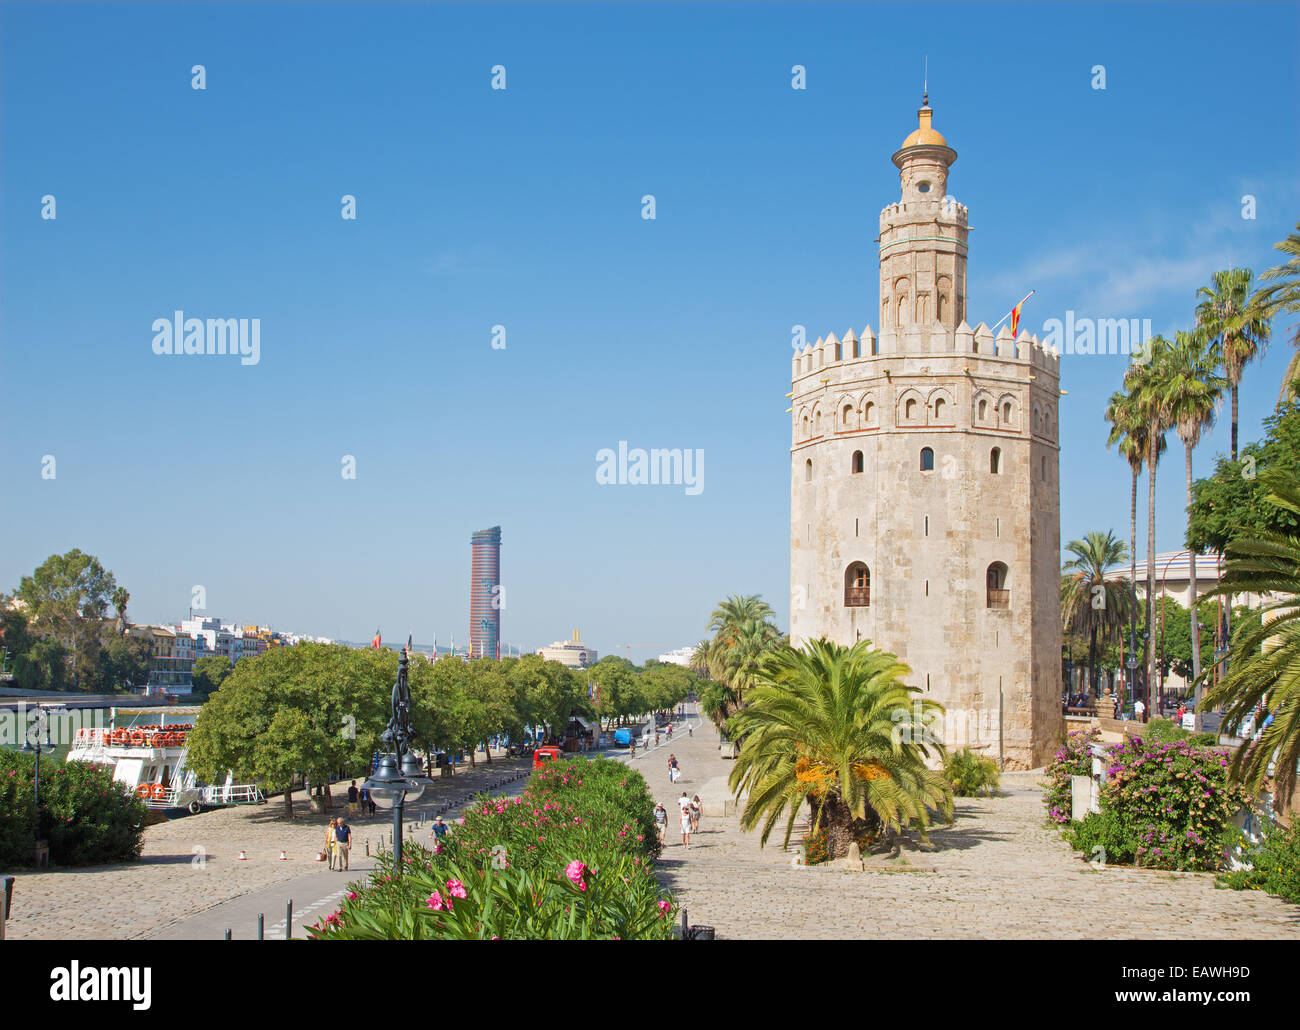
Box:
[990,290,1035,333]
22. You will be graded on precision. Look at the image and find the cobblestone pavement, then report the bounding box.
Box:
[637,709,1300,940]
[3,751,531,940]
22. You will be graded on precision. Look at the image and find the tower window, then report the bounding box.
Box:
[1002,401,1013,424]
[933,397,946,421]
[864,401,876,423]
[844,563,870,607]
[842,403,854,426]
[1041,456,1047,481]
[920,447,934,472]
[990,447,1002,474]
[905,398,917,420]
[987,562,1009,609]
[805,459,813,482]
[851,450,864,475]
[978,399,988,421]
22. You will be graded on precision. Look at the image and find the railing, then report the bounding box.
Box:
[201,783,266,806]
[986,589,1010,609]
[844,587,871,607]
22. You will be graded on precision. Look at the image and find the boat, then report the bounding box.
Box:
[66,706,265,818]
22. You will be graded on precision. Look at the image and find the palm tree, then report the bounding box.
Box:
[1199,472,1300,808]
[708,594,775,642]
[1125,335,1175,711]
[727,638,953,859]
[720,619,782,706]
[1196,268,1270,460]
[1252,220,1300,400]
[1061,531,1132,698]
[1106,389,1166,699]
[689,639,712,677]
[1163,329,1227,726]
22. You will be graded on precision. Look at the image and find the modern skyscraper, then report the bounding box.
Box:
[469,526,502,659]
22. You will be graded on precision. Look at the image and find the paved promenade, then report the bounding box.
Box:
[636,707,1299,940]
[3,750,531,940]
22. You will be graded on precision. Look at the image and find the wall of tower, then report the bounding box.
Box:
[789,324,1062,769]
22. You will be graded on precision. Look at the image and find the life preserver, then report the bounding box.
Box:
[129,730,145,746]
[111,729,128,745]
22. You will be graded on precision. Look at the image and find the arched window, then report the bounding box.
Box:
[871,336,879,356]
[802,415,809,438]
[1041,455,1048,481]
[920,447,935,472]
[990,447,1002,474]
[986,562,1009,608]
[978,399,988,421]
[897,295,908,327]
[1002,401,1012,424]
[864,401,876,423]
[905,398,917,420]
[842,403,854,426]
[844,563,870,607]
[851,450,864,474]
[805,459,813,482]
[933,397,946,421]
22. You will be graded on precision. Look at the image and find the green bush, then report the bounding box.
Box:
[1101,735,1252,871]
[307,758,674,939]
[1142,717,1189,743]
[1065,808,1137,865]
[944,747,1000,797]
[0,758,38,868]
[1217,820,1300,904]
[0,750,146,867]
[1043,728,1101,824]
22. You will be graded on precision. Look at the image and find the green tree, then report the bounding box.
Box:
[1061,530,1132,696]
[1196,267,1270,460]
[1200,473,1300,808]
[1252,219,1300,398]
[191,654,233,698]
[727,639,953,860]
[15,550,119,689]
[1164,328,1227,722]
[1125,335,1176,705]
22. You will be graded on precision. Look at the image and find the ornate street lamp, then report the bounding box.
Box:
[19,705,53,853]
[362,645,430,871]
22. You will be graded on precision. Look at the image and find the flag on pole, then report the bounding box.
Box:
[406,634,413,656]
[1009,301,1024,338]
[371,629,382,650]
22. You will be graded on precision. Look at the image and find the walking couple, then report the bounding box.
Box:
[323,816,352,870]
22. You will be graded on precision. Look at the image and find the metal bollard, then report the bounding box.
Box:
[680,909,688,940]
[257,913,264,940]
[225,928,232,940]
[285,899,292,941]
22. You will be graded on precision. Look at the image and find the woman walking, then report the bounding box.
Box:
[679,797,692,847]
[323,817,338,870]
[689,795,702,834]
[653,802,668,844]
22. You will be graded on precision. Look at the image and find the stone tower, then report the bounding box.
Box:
[789,97,1062,770]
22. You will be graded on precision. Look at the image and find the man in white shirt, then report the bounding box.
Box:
[1134,698,1146,723]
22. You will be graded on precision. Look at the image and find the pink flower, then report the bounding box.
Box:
[427,891,452,911]
[346,892,357,900]
[447,879,468,899]
[657,900,671,918]
[565,860,589,891]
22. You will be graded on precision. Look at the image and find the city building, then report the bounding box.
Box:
[655,646,696,667]
[789,96,1062,769]
[537,632,598,669]
[470,526,502,659]
[130,625,195,696]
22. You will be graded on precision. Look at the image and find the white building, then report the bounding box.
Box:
[537,633,598,669]
[655,646,696,667]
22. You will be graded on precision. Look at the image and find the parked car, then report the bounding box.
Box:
[532,745,565,769]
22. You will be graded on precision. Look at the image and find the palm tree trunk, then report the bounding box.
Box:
[1146,429,1159,718]
[1230,384,1239,463]
[1186,443,1202,731]
[1087,626,1098,698]
[1129,468,1138,705]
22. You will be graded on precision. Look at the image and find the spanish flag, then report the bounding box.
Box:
[1009,301,1024,339]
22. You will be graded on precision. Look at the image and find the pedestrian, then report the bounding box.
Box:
[630,740,637,759]
[347,780,359,818]
[668,754,679,783]
[678,792,691,847]
[365,787,377,818]
[334,817,352,870]
[689,794,702,834]
[666,723,673,740]
[653,802,668,844]
[654,731,660,747]
[431,816,449,844]
[323,817,338,870]
[1134,698,1146,723]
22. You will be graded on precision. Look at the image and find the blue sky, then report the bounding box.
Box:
[2,2,1297,662]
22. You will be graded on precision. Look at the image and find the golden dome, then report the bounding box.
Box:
[901,105,947,148]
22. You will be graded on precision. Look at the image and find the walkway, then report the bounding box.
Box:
[636,705,1299,939]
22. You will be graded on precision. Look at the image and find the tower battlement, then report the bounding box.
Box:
[879,195,969,227]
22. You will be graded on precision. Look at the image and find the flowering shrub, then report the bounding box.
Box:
[1042,728,1102,825]
[944,747,1000,797]
[1100,735,1252,871]
[0,750,145,867]
[1217,819,1300,904]
[306,758,674,939]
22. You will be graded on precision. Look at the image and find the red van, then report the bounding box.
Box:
[532,745,565,770]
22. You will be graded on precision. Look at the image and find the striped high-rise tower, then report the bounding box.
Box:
[469,526,502,659]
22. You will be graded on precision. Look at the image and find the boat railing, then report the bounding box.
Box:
[199,783,265,806]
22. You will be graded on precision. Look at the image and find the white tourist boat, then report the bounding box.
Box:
[67,706,264,817]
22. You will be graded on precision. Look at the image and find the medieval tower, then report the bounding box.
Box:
[789,96,1062,769]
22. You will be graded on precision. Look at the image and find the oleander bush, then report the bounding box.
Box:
[1043,728,1102,825]
[307,758,674,939]
[944,747,1000,797]
[0,758,38,869]
[0,750,146,867]
[1217,820,1300,904]
[1099,735,1252,871]
[1064,808,1137,865]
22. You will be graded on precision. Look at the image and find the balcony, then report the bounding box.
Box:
[986,589,1010,610]
[844,587,871,608]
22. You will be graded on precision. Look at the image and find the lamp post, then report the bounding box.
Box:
[361,645,430,872]
[20,705,53,857]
